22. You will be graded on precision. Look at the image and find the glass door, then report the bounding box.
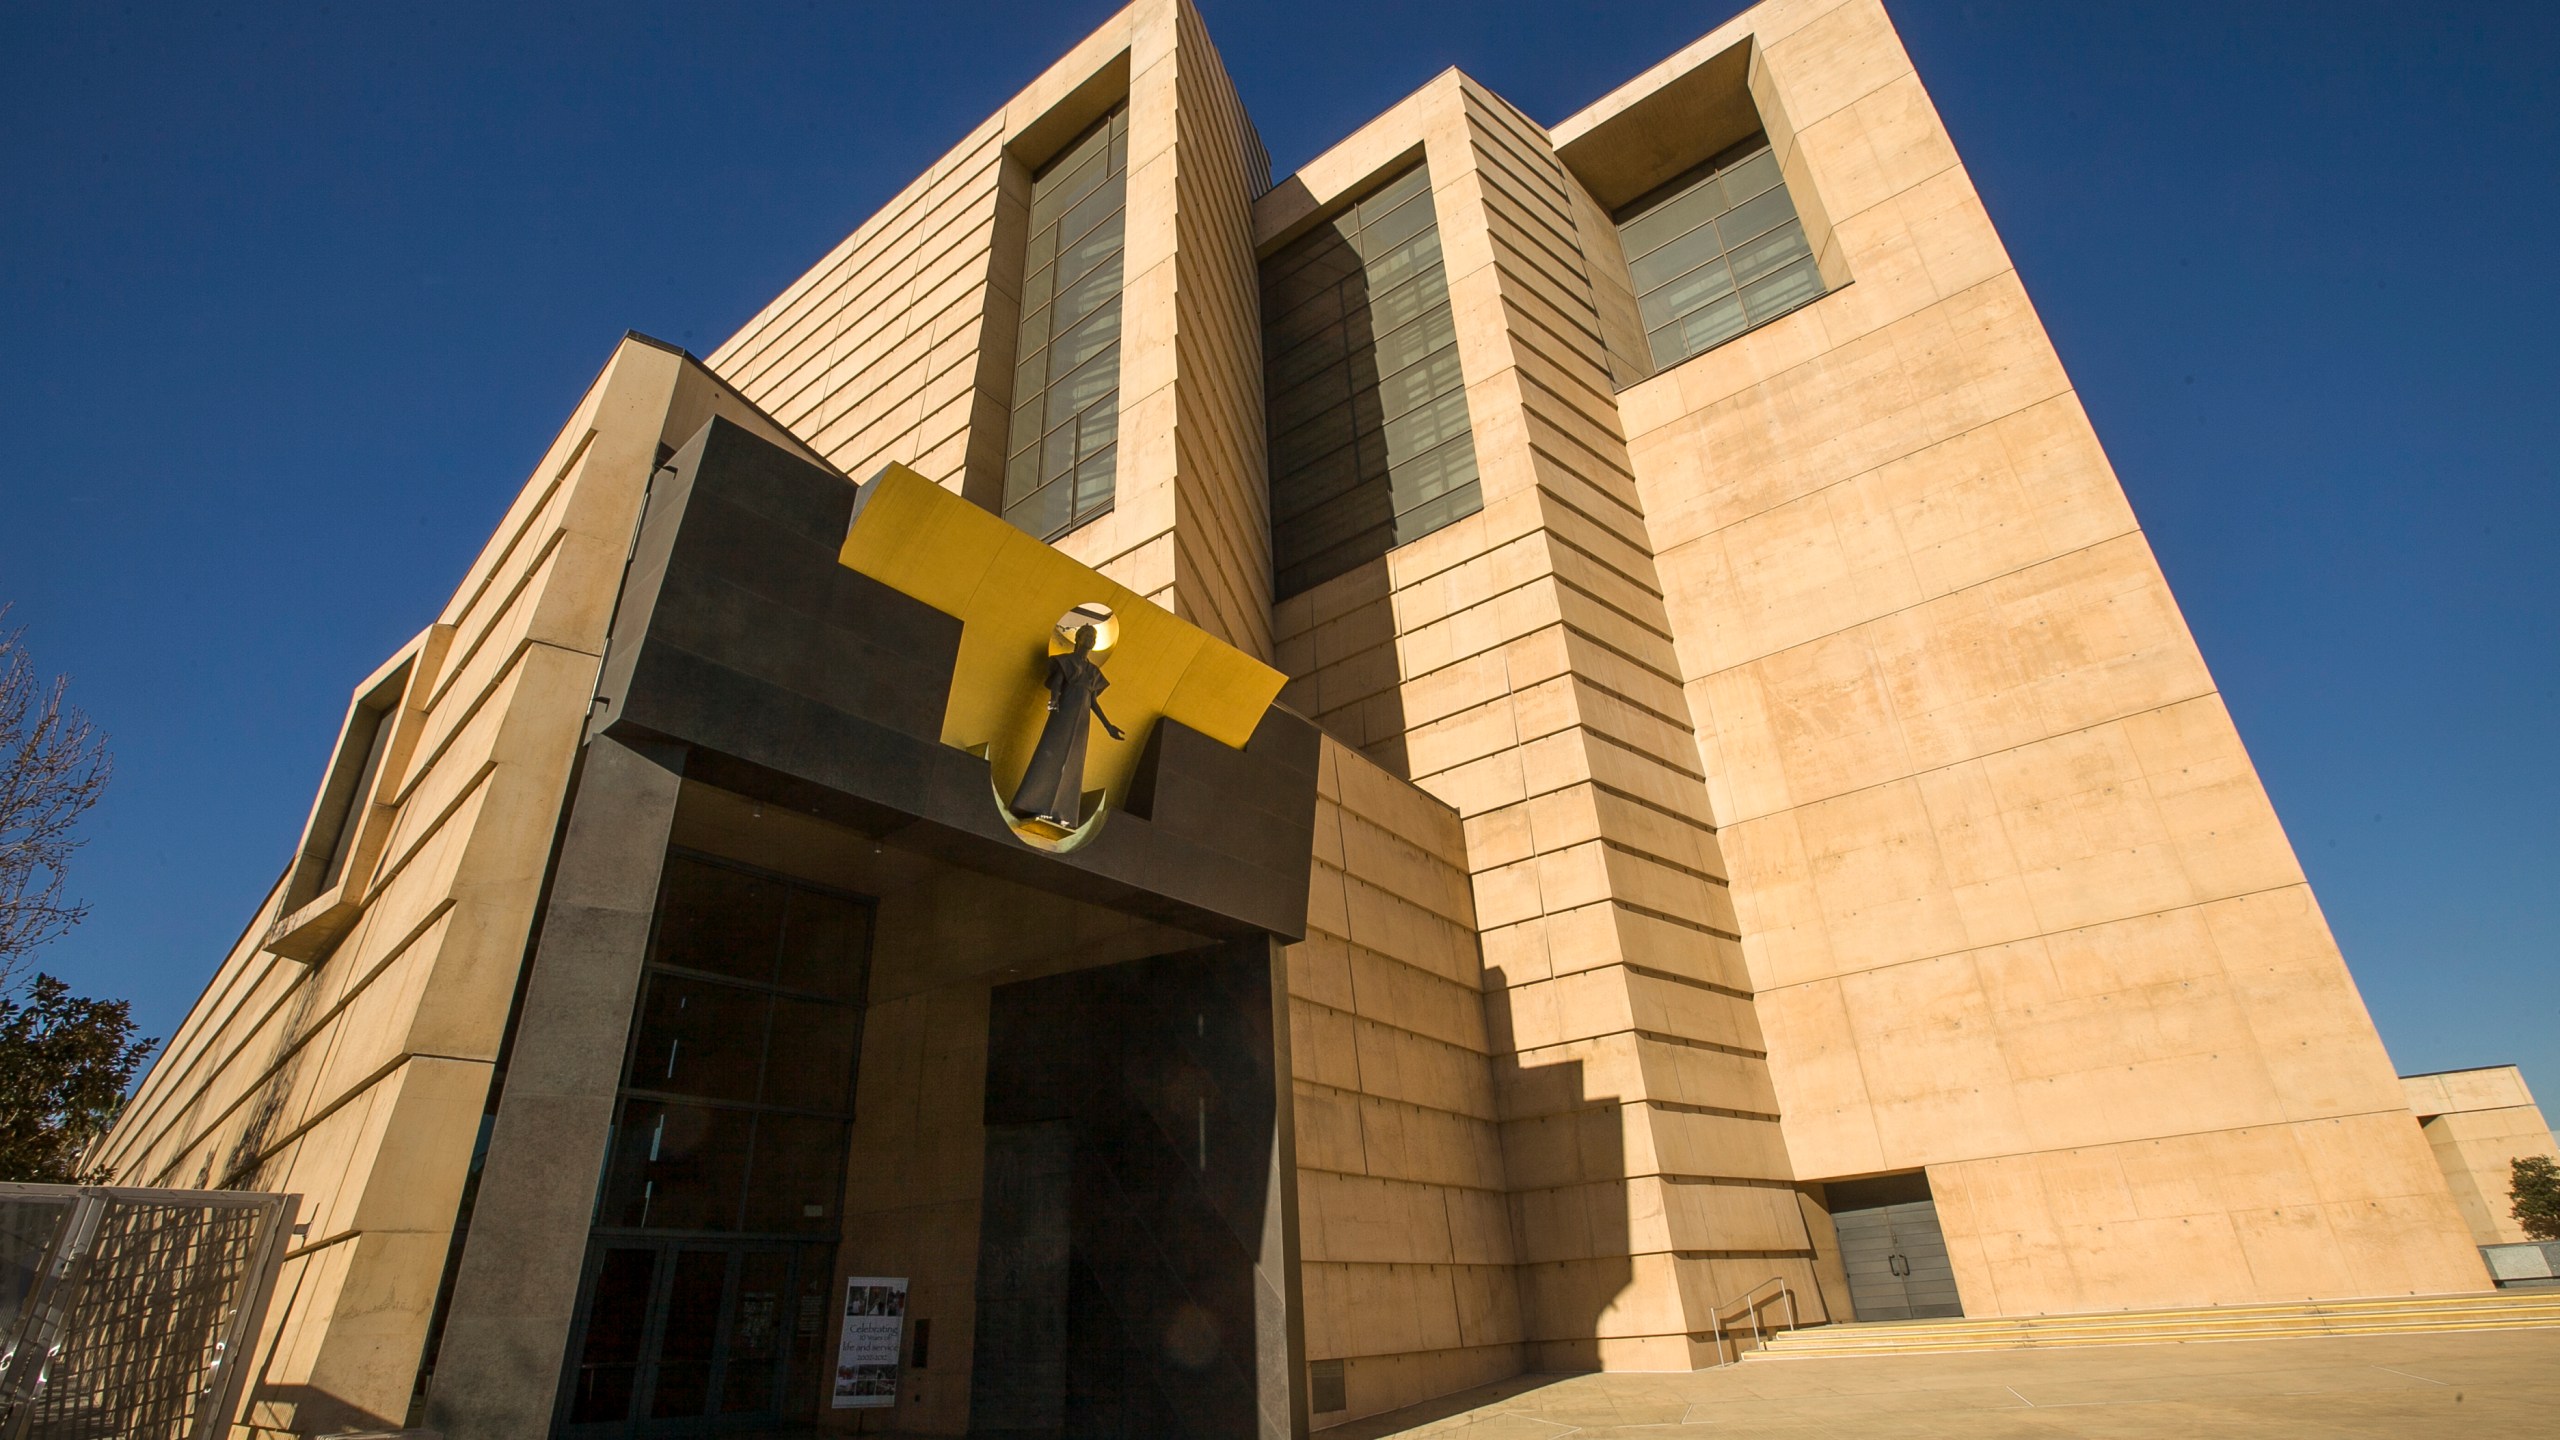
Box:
[558,853,875,1436]
[562,1239,828,1436]
[564,1245,659,1425]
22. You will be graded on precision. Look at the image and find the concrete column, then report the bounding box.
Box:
[1256,936,1310,1440]
[423,735,686,1437]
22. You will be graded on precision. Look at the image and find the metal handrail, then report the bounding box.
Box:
[1706,1275,1798,1366]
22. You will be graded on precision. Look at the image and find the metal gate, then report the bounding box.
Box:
[1823,1171,1961,1322]
[1834,1197,1962,1321]
[0,1182,298,1440]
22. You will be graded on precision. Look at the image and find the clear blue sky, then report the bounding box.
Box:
[3,1,2553,1102]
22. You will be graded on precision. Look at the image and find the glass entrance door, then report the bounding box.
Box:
[563,1239,827,1435]
[557,852,877,1435]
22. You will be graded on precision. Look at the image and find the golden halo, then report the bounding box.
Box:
[1048,602,1119,661]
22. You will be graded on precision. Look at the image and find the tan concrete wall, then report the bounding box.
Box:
[1146,0,1273,657]
[1582,0,2487,1312]
[1273,562,1407,779]
[102,8,2514,1434]
[1288,737,1520,1426]
[1262,70,1827,1373]
[705,91,1019,495]
[93,339,825,1435]
[2406,1067,2560,1246]
[708,0,1275,660]
[826,982,990,1433]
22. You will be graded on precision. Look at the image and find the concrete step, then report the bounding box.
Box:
[1777,1300,2560,1345]
[1743,1291,2560,1359]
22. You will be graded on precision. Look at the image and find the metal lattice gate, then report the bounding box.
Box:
[0,1183,297,1440]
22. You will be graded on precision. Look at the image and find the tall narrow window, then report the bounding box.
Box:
[1617,134,1826,370]
[1003,106,1128,540]
[1262,162,1481,600]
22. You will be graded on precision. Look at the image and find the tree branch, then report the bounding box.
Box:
[0,610,113,989]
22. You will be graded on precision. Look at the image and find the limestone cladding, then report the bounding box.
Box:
[1584,0,2488,1310]
[1262,67,1822,1372]
[95,3,2512,1434]
[2405,1067,2560,1247]
[825,969,993,1436]
[92,339,826,1435]
[1289,737,1523,1426]
[708,0,1276,660]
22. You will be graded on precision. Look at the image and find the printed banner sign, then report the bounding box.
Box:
[830,1275,909,1409]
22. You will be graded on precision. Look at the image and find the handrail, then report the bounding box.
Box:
[1706,1275,1799,1366]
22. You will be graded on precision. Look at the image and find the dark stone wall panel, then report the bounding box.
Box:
[595,416,1320,942]
[426,735,688,1439]
[976,942,1296,1439]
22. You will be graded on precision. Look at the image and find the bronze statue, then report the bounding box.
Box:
[1008,624,1125,827]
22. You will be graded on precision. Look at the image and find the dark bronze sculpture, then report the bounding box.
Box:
[1008,624,1125,827]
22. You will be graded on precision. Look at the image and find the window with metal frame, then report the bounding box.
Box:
[1616,134,1826,370]
[1002,105,1129,541]
[564,852,875,1428]
[597,854,872,1237]
[1261,161,1482,601]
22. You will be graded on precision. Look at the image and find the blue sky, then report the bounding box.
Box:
[2,1,2552,1102]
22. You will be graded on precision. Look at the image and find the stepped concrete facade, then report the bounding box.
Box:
[97,2,2518,1436]
[2404,1066,2560,1248]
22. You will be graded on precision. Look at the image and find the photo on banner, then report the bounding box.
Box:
[831,1275,909,1409]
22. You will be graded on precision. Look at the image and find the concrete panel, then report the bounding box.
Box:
[424,734,686,1438]
[1601,0,2485,1310]
[2405,1066,2560,1245]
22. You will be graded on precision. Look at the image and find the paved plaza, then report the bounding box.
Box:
[1329,1330,2560,1439]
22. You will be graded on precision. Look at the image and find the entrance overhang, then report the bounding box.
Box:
[424,417,1317,1439]
[595,417,1319,942]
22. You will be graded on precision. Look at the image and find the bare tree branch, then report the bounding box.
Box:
[0,608,112,989]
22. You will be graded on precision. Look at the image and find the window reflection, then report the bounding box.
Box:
[761,995,861,1113]
[1616,136,1827,370]
[720,1249,788,1413]
[651,856,784,984]
[567,1247,657,1421]
[573,855,873,1426]
[599,854,876,1237]
[1261,162,1483,599]
[627,974,768,1104]
[649,1249,729,1417]
[601,1099,754,1231]
[778,885,872,1000]
[743,1112,853,1235]
[1004,106,1129,540]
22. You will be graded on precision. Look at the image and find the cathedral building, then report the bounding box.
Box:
[100,2,2527,1435]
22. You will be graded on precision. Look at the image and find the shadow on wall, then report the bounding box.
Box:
[1277,560,1411,782]
[1480,968,1633,1374]
[245,1383,402,1437]
[1264,159,1482,616]
[225,979,373,1435]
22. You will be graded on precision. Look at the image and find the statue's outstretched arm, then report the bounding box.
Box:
[1089,696,1127,741]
